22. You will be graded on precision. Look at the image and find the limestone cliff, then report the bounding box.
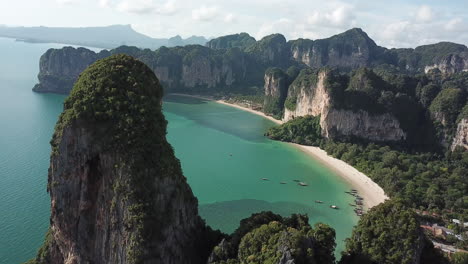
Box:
[283,69,406,142]
[289,28,384,69]
[29,55,219,264]
[32,29,468,95]
[32,47,110,94]
[424,52,468,74]
[206,33,256,50]
[33,45,259,94]
[451,118,468,150]
[263,68,291,117]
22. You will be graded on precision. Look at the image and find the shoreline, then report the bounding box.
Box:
[168,93,388,209]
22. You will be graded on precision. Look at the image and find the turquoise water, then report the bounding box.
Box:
[0,37,357,263]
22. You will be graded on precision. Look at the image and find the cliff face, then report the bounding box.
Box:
[206,33,256,50]
[289,28,382,69]
[424,52,468,74]
[263,68,290,117]
[32,55,216,264]
[283,70,406,142]
[32,29,468,95]
[33,45,258,94]
[451,118,468,150]
[33,47,110,94]
[322,109,406,141]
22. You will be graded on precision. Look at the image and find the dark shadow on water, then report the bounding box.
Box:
[199,199,322,234]
[163,95,276,143]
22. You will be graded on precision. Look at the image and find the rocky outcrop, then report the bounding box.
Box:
[263,68,291,117]
[206,33,256,50]
[451,118,468,150]
[283,69,406,142]
[424,52,468,74]
[32,47,110,94]
[289,28,384,69]
[33,45,260,94]
[32,28,468,95]
[322,109,406,141]
[30,55,218,264]
[246,34,291,66]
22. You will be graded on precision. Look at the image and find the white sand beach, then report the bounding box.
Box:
[168,93,388,209]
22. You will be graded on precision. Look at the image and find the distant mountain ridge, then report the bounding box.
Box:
[0,24,209,49]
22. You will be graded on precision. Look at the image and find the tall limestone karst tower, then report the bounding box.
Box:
[29,54,216,264]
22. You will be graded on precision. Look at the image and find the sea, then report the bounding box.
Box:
[0,37,357,263]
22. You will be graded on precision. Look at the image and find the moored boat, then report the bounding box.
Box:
[298,182,308,186]
[330,205,339,209]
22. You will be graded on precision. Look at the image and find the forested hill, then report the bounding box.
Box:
[32,28,468,96]
[0,24,208,49]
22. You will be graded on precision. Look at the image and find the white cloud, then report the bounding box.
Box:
[224,13,236,23]
[99,0,111,8]
[115,0,179,15]
[415,5,433,23]
[192,6,219,21]
[256,18,294,39]
[117,0,156,14]
[326,5,355,27]
[56,0,78,5]
[307,4,355,28]
[156,0,178,15]
[445,18,463,31]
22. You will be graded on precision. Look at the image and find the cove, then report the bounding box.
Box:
[0,37,357,264]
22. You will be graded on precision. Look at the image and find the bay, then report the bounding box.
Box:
[0,37,357,263]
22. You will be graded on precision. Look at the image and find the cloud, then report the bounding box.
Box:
[192,6,219,21]
[256,18,294,39]
[445,18,463,31]
[117,0,156,14]
[224,13,236,23]
[99,0,111,8]
[115,0,179,15]
[56,0,78,5]
[415,5,434,23]
[156,0,178,15]
[307,4,355,28]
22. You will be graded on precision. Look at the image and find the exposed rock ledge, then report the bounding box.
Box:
[283,70,406,142]
[451,118,468,150]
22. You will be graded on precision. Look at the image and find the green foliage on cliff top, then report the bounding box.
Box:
[51,54,164,153]
[51,54,203,264]
[458,104,468,122]
[393,42,468,71]
[341,200,423,264]
[265,115,322,146]
[283,68,321,111]
[207,33,256,50]
[210,212,336,264]
[430,88,466,129]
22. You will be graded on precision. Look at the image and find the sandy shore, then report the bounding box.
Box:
[168,93,388,209]
[169,93,284,125]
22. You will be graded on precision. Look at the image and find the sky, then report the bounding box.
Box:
[0,0,467,48]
